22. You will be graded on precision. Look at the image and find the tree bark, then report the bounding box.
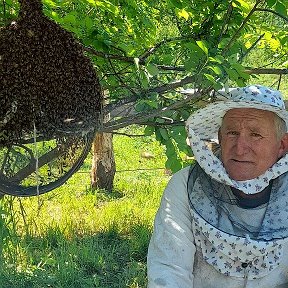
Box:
[90,132,116,192]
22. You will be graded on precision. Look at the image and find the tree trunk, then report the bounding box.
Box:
[90,132,116,192]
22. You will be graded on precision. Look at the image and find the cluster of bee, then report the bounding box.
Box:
[0,0,103,145]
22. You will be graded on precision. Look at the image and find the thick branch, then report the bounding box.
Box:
[245,68,288,74]
[104,96,138,114]
[147,75,197,94]
[101,89,208,132]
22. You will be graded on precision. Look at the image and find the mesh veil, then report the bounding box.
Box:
[187,164,288,241]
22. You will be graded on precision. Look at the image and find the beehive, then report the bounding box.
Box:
[0,0,103,145]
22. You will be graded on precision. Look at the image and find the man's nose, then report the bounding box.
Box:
[234,134,250,155]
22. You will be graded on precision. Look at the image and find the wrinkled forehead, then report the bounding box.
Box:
[222,108,277,126]
[224,107,276,118]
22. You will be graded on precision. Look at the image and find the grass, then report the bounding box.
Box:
[0,126,170,288]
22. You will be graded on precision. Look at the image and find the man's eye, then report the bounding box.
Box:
[227,131,238,136]
[251,133,262,137]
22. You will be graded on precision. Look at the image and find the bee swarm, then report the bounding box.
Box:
[0,0,103,144]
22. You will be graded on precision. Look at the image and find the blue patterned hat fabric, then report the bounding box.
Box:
[187,85,288,141]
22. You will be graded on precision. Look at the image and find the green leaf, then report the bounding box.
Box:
[86,0,96,5]
[177,8,189,20]
[266,0,277,7]
[184,59,199,71]
[63,12,77,25]
[218,38,230,49]
[139,70,149,89]
[169,0,183,9]
[209,55,225,64]
[84,16,94,31]
[146,64,160,76]
[235,78,246,87]
[207,65,222,75]
[165,156,182,173]
[204,73,216,82]
[196,40,209,55]
[43,0,57,7]
[204,74,222,90]
[275,1,287,16]
[95,0,119,14]
[223,67,239,81]
[159,128,169,140]
[144,126,154,136]
[232,0,251,12]
[143,100,158,109]
[230,63,250,80]
[185,42,205,54]
[184,42,205,71]
[163,139,175,155]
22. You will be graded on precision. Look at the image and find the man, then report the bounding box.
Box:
[147,85,288,288]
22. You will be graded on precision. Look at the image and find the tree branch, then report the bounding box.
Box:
[139,37,189,61]
[84,37,191,65]
[222,0,263,54]
[255,7,288,22]
[217,1,234,44]
[245,68,288,74]
[147,75,197,94]
[107,57,138,97]
[156,65,288,76]
[84,46,136,64]
[239,33,265,62]
[101,90,206,132]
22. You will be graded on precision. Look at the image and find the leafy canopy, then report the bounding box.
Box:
[1,0,287,172]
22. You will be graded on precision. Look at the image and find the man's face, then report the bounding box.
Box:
[219,108,287,181]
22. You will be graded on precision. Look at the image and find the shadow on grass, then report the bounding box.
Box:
[0,223,151,288]
[87,187,125,203]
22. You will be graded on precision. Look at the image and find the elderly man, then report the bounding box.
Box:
[147,85,288,288]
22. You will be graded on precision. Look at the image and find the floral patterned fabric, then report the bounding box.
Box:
[188,164,288,279]
[191,212,284,279]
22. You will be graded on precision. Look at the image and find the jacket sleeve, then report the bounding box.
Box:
[147,167,196,288]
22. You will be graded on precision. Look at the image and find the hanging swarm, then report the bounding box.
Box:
[0,0,103,145]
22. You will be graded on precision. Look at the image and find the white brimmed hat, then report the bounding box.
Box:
[186,85,288,141]
[185,85,288,195]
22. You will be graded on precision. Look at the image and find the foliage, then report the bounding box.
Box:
[1,0,287,172]
[0,128,169,287]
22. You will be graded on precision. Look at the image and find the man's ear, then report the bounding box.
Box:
[278,133,288,158]
[218,128,222,145]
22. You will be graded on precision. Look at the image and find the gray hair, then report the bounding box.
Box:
[274,113,287,140]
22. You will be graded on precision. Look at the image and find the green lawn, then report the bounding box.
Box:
[0,127,170,288]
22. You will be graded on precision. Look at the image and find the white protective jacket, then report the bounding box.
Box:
[147,166,288,288]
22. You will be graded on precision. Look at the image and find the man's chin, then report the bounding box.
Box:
[225,161,257,180]
[230,175,254,181]
[226,168,256,181]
